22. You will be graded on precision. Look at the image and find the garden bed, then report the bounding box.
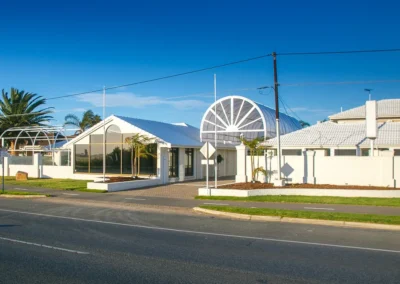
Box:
[219,182,396,190]
[102,176,146,183]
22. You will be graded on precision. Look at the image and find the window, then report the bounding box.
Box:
[185,148,194,176]
[75,145,89,173]
[169,148,179,177]
[90,134,103,173]
[334,149,357,156]
[282,149,302,156]
[106,125,122,174]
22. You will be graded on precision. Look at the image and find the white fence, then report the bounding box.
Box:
[242,151,400,188]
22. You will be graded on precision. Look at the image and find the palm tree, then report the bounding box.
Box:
[64,110,101,135]
[299,120,310,128]
[0,88,53,154]
[239,136,266,182]
[125,133,156,178]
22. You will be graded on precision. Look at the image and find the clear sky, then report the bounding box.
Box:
[1,0,400,129]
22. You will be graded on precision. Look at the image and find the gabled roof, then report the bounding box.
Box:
[262,121,400,148]
[63,115,203,148]
[329,99,400,120]
[115,115,202,147]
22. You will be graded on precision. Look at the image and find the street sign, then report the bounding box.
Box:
[200,142,215,159]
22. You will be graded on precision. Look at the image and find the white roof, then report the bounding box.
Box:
[262,121,400,148]
[115,115,202,147]
[329,99,400,120]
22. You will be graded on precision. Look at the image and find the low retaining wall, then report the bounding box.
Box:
[88,178,161,192]
[198,187,400,198]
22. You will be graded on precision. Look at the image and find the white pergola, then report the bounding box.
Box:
[0,126,69,154]
[200,95,301,144]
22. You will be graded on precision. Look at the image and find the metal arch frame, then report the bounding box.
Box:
[200,95,268,142]
[0,126,70,153]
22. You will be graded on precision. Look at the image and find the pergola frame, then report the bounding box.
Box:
[0,126,70,155]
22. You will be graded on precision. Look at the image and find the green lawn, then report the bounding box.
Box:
[0,190,45,196]
[2,177,105,193]
[200,205,400,225]
[195,195,400,207]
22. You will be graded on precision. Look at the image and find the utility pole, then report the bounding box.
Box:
[272,52,283,186]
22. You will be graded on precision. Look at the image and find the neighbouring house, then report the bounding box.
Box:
[233,99,400,188]
[262,99,400,156]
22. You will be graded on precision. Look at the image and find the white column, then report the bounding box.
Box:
[303,150,316,184]
[235,143,247,183]
[33,153,42,178]
[3,156,9,176]
[179,148,185,182]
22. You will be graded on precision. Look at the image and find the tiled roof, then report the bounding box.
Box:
[329,99,400,120]
[262,121,400,148]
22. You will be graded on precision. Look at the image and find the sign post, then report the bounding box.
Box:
[200,142,216,195]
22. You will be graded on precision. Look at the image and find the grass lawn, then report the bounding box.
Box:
[195,195,400,207]
[2,177,106,193]
[0,190,45,196]
[200,205,400,225]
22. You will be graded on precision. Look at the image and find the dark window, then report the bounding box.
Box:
[282,149,302,156]
[334,149,357,156]
[395,149,400,156]
[106,125,122,174]
[185,148,194,176]
[90,134,103,173]
[169,148,179,177]
[75,145,89,173]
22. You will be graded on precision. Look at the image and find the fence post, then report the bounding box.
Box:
[303,150,316,184]
[235,143,247,183]
[33,153,42,178]
[3,156,9,176]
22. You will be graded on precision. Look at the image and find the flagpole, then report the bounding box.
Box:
[103,86,106,182]
[214,74,217,189]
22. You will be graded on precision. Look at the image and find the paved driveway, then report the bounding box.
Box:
[113,177,235,199]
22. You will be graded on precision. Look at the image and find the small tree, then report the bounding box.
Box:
[239,136,266,183]
[125,134,155,178]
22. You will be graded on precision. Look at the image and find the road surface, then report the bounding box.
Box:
[0,198,399,283]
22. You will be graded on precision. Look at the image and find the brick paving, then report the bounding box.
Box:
[113,178,235,199]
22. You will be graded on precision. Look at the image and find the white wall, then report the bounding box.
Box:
[242,152,399,188]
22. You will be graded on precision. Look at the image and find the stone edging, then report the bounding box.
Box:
[0,194,47,199]
[193,207,400,231]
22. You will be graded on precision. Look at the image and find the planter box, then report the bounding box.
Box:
[88,178,161,192]
[198,187,400,198]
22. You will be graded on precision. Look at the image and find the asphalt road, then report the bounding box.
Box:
[5,184,400,216]
[0,198,400,283]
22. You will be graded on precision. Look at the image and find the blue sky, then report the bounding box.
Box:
[1,0,400,129]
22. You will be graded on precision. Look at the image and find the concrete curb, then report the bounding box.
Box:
[0,194,47,199]
[193,207,400,231]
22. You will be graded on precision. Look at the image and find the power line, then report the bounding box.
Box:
[277,48,400,56]
[280,79,400,87]
[46,54,272,101]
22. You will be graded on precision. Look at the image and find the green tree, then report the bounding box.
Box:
[0,88,53,155]
[64,110,101,135]
[125,134,156,178]
[299,120,310,128]
[239,136,266,182]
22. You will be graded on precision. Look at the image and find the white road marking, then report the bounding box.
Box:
[62,193,79,196]
[0,208,399,255]
[125,198,146,201]
[0,236,89,254]
[14,188,27,191]
[203,203,229,206]
[304,207,335,211]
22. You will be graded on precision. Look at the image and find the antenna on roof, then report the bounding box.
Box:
[364,88,373,101]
